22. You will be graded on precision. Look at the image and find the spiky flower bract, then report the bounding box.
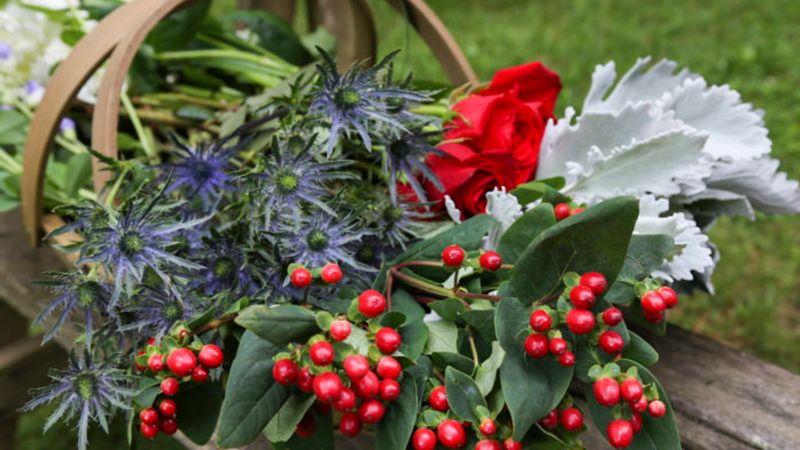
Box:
[21,350,133,450]
[191,231,255,296]
[160,137,236,211]
[382,128,446,204]
[310,48,431,155]
[121,287,203,338]
[33,272,111,344]
[77,198,206,307]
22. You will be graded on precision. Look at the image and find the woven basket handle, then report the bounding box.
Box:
[21,0,476,245]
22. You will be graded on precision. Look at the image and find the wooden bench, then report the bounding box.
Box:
[1,209,798,450]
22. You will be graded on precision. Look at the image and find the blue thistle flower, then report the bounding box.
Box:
[310,49,431,155]
[160,137,236,210]
[78,199,206,307]
[383,128,446,204]
[257,137,354,226]
[33,272,111,345]
[278,213,376,274]
[191,234,255,296]
[21,350,133,450]
[121,287,204,338]
[49,201,109,238]
[378,200,433,248]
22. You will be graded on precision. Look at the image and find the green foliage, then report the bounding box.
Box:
[173,381,224,445]
[376,377,419,450]
[235,305,319,347]
[496,203,555,263]
[444,367,488,423]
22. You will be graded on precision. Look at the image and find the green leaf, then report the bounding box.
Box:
[133,377,161,409]
[216,331,291,448]
[623,331,660,366]
[585,359,680,449]
[511,197,639,305]
[459,309,496,341]
[272,407,333,450]
[424,320,459,354]
[264,394,316,442]
[406,355,433,406]
[429,298,467,321]
[376,377,419,450]
[431,352,475,375]
[380,311,407,328]
[220,11,312,66]
[174,381,224,445]
[510,177,566,204]
[445,367,488,424]
[175,105,214,122]
[497,203,556,263]
[495,298,573,440]
[475,342,506,396]
[0,110,28,145]
[235,304,318,347]
[392,289,429,359]
[343,325,370,355]
[606,234,674,305]
[147,0,211,52]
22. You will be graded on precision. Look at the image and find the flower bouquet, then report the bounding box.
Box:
[10,2,800,450]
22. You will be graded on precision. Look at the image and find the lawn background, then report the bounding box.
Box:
[16,0,800,448]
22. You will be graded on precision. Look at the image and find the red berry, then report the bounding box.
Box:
[329,319,351,342]
[339,412,362,437]
[375,327,402,354]
[148,354,164,372]
[358,289,387,318]
[593,377,621,406]
[560,407,583,431]
[332,387,357,412]
[524,333,549,358]
[643,309,664,323]
[358,399,385,424]
[479,418,496,436]
[620,378,643,403]
[412,428,437,450]
[160,416,178,435]
[135,351,146,372]
[502,438,522,450]
[379,378,401,401]
[566,309,596,334]
[602,307,623,326]
[580,271,608,295]
[429,385,448,411]
[148,337,156,345]
[442,245,466,268]
[159,399,176,417]
[161,377,179,396]
[475,440,502,450]
[297,367,315,392]
[343,354,370,381]
[630,413,642,434]
[140,422,158,439]
[191,365,209,383]
[529,309,552,332]
[479,251,503,272]
[549,337,568,355]
[376,356,402,379]
[641,291,666,314]
[570,285,596,309]
[166,348,197,378]
[539,409,558,430]
[309,341,335,366]
[571,207,586,215]
[607,419,634,448]
[295,412,316,438]
[648,400,667,418]
[554,203,571,221]
[320,263,343,284]
[437,419,466,449]
[658,286,678,309]
[632,396,648,413]
[353,371,380,400]
[198,344,224,369]
[598,330,625,355]
[312,372,343,403]
[139,408,159,425]
[559,351,576,367]
[291,267,312,288]
[272,359,299,385]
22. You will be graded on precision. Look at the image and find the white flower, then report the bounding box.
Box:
[444,187,523,250]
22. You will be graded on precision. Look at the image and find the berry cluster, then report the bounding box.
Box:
[441,245,504,273]
[290,262,344,288]
[554,202,585,221]
[134,336,225,439]
[592,367,667,448]
[525,307,575,367]
[271,289,409,439]
[539,405,584,433]
[639,287,678,324]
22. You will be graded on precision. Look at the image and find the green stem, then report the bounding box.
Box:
[466,327,480,368]
[121,91,156,159]
[104,167,129,207]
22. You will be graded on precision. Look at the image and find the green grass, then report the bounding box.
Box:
[370,0,800,371]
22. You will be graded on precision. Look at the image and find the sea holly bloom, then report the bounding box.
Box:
[310,48,431,155]
[160,137,236,210]
[33,272,111,344]
[77,199,206,307]
[382,128,445,205]
[21,350,133,450]
[122,287,204,338]
[49,201,109,238]
[377,200,431,248]
[191,235,255,295]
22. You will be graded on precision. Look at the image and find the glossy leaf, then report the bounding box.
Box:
[445,367,488,424]
[174,381,224,445]
[235,304,318,347]
[623,331,660,366]
[376,377,419,450]
[475,342,506,396]
[264,394,315,442]
[497,203,556,263]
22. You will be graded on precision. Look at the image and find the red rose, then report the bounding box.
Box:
[426,61,561,217]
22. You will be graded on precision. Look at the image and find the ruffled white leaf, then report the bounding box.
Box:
[634,196,713,281]
[484,187,523,250]
[537,103,689,182]
[444,195,462,224]
[583,57,697,114]
[658,78,771,160]
[563,130,711,204]
[698,158,800,215]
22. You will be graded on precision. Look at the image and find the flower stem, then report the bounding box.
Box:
[191,313,238,337]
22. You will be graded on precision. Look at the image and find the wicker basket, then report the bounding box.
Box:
[20,0,476,248]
